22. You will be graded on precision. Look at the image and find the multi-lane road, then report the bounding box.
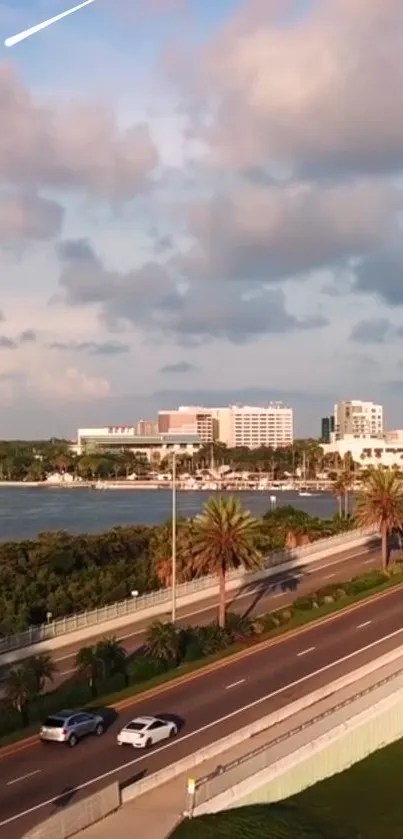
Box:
[2,547,403,837]
[23,541,382,689]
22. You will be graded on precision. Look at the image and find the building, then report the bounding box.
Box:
[76,426,201,461]
[158,407,219,444]
[320,436,403,470]
[136,419,158,436]
[334,401,383,440]
[217,403,293,449]
[321,415,335,443]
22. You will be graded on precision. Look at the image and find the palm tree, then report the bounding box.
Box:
[145,621,180,665]
[95,638,128,683]
[355,468,403,570]
[27,653,57,693]
[75,646,102,697]
[5,664,36,726]
[189,495,263,628]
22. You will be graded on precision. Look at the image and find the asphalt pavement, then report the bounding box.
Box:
[35,543,381,688]
[2,561,403,838]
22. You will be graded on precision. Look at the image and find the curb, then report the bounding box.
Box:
[1,576,402,761]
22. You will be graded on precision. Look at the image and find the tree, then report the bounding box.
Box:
[189,495,263,628]
[145,620,180,665]
[95,638,128,684]
[5,663,36,726]
[28,653,57,693]
[355,468,403,569]
[75,646,102,697]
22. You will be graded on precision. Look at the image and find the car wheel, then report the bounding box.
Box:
[68,734,78,748]
[95,723,104,737]
[169,727,177,738]
[145,738,152,749]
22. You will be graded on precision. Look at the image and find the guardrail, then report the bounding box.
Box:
[0,528,372,655]
[193,662,403,808]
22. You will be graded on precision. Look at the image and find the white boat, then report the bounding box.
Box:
[299,491,312,496]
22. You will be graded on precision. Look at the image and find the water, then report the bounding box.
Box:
[0,487,339,541]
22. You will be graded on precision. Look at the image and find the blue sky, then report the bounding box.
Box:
[0,0,403,438]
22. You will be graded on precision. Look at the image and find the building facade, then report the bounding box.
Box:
[158,407,219,443]
[223,403,293,449]
[334,401,383,440]
[76,426,201,460]
[321,415,335,443]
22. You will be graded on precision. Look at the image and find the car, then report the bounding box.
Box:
[116,715,178,749]
[40,710,105,747]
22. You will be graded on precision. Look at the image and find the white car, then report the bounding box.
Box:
[116,715,178,748]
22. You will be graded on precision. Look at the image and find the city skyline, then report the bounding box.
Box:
[1,1,403,437]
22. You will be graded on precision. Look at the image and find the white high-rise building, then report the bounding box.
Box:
[216,404,293,449]
[334,400,383,441]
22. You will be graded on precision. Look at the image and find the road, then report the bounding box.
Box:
[29,542,382,688]
[2,568,403,837]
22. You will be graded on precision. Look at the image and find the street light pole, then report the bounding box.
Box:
[171,450,177,623]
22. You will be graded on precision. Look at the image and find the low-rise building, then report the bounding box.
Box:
[76,426,201,461]
[320,435,403,469]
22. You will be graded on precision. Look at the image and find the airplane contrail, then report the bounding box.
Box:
[4,0,96,47]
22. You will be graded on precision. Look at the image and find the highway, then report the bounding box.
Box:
[23,542,382,688]
[2,564,403,837]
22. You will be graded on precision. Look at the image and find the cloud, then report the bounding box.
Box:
[32,368,110,402]
[353,253,403,305]
[57,236,328,344]
[160,361,199,373]
[49,339,129,355]
[349,318,392,344]
[0,192,63,244]
[0,63,158,201]
[175,180,399,284]
[0,330,37,349]
[191,0,403,178]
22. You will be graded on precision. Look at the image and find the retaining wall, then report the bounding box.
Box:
[24,783,120,839]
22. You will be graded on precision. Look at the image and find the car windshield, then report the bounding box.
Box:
[126,722,146,731]
[43,717,64,727]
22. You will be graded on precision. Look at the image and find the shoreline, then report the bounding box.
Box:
[0,480,337,492]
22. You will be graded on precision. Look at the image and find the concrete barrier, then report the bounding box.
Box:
[120,641,403,804]
[0,530,378,666]
[195,674,403,815]
[23,782,120,839]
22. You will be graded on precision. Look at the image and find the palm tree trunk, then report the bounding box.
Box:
[218,562,226,628]
[381,523,389,571]
[344,490,348,517]
[338,495,342,517]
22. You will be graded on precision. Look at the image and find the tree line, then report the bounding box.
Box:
[0,504,353,637]
[0,438,345,482]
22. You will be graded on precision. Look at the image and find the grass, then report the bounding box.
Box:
[170,735,403,838]
[2,566,403,751]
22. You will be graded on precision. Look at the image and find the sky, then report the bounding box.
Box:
[0,0,403,438]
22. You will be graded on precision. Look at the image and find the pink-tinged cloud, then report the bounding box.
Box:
[187,0,403,177]
[0,63,158,200]
[0,192,63,243]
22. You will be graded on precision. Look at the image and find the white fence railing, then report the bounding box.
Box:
[0,528,374,655]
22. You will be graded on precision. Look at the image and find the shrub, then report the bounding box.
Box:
[293,595,315,611]
[345,571,387,595]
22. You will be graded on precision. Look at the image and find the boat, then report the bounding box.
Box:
[299,491,312,497]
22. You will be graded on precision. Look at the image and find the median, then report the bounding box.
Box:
[2,563,403,751]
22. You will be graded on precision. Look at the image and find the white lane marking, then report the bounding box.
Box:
[364,559,373,564]
[54,546,377,667]
[7,770,41,786]
[225,679,245,690]
[357,621,372,629]
[323,573,336,580]
[297,646,315,657]
[2,621,403,829]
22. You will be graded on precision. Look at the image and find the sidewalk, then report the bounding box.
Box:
[76,654,403,839]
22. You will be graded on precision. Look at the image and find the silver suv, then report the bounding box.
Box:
[40,710,105,747]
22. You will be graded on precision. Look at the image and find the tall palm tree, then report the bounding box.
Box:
[28,653,57,693]
[145,621,180,665]
[189,495,263,627]
[5,664,36,726]
[355,468,403,570]
[75,646,102,697]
